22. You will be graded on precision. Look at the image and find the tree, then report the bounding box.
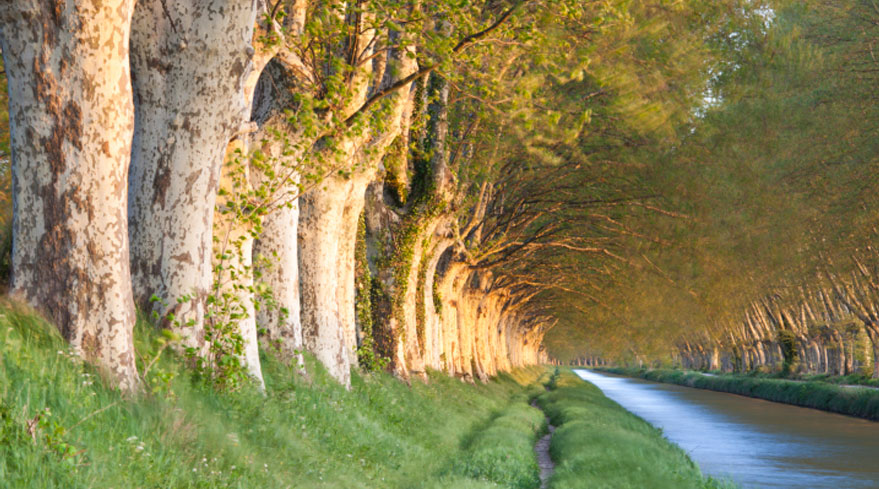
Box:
[127,0,267,353]
[0,0,139,391]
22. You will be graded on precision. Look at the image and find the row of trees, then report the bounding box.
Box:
[553,1,879,379]
[1,0,568,391]
[15,0,842,388]
[3,0,746,391]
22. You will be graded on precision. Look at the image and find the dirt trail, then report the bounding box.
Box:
[531,399,555,488]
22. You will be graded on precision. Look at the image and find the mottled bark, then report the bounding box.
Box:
[299,172,363,385]
[254,197,303,369]
[128,0,258,349]
[213,139,264,389]
[421,237,454,370]
[235,53,308,372]
[442,262,472,379]
[1,0,139,391]
[297,33,415,385]
[339,180,371,367]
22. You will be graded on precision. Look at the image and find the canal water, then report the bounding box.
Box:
[574,369,879,488]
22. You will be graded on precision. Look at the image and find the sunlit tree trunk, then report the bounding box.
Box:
[864,326,879,378]
[299,173,359,384]
[254,195,303,369]
[421,239,454,370]
[128,0,258,349]
[1,0,139,391]
[213,141,265,388]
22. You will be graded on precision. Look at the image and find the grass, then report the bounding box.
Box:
[600,367,879,421]
[0,301,551,488]
[798,372,879,388]
[536,371,735,489]
[447,400,545,489]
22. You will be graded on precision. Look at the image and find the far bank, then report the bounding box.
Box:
[595,367,879,421]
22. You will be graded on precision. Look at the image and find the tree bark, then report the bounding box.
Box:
[213,140,265,389]
[864,324,879,378]
[253,194,304,370]
[128,0,258,349]
[421,237,454,370]
[299,171,369,385]
[1,0,139,391]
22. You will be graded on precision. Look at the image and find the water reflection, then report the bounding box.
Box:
[574,369,879,489]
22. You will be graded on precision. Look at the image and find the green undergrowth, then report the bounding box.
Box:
[0,301,551,488]
[600,367,879,421]
[800,372,879,388]
[536,371,735,489]
[446,399,545,489]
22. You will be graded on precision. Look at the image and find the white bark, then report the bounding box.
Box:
[299,173,362,385]
[213,139,265,389]
[1,0,139,391]
[421,238,454,370]
[254,196,304,369]
[209,27,288,390]
[128,0,258,349]
[245,54,309,371]
[339,182,370,366]
[297,28,415,385]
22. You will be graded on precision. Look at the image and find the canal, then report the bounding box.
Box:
[574,369,879,488]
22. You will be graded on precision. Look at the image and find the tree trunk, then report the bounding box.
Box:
[298,172,369,386]
[832,330,847,375]
[295,25,414,383]
[709,347,720,370]
[338,180,372,367]
[864,324,879,379]
[237,57,308,371]
[872,341,879,379]
[213,141,264,389]
[1,0,139,391]
[254,196,304,369]
[128,0,257,348]
[421,238,454,370]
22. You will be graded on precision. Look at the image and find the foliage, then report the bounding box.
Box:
[543,0,879,365]
[354,212,388,372]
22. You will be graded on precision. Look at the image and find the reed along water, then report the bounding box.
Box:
[575,369,879,488]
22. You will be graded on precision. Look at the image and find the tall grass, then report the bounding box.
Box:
[600,367,879,421]
[536,371,735,489]
[0,301,549,488]
[448,400,545,488]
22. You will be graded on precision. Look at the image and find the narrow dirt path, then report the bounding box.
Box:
[531,399,555,488]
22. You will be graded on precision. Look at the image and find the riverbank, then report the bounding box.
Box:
[0,302,552,488]
[535,370,734,489]
[597,367,879,421]
[0,301,740,489]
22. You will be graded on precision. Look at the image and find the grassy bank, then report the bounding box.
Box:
[598,367,879,421]
[0,302,549,488]
[536,371,733,489]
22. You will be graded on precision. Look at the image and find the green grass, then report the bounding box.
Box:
[799,372,879,388]
[448,400,545,488]
[536,371,735,489]
[600,367,879,421]
[0,301,551,488]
